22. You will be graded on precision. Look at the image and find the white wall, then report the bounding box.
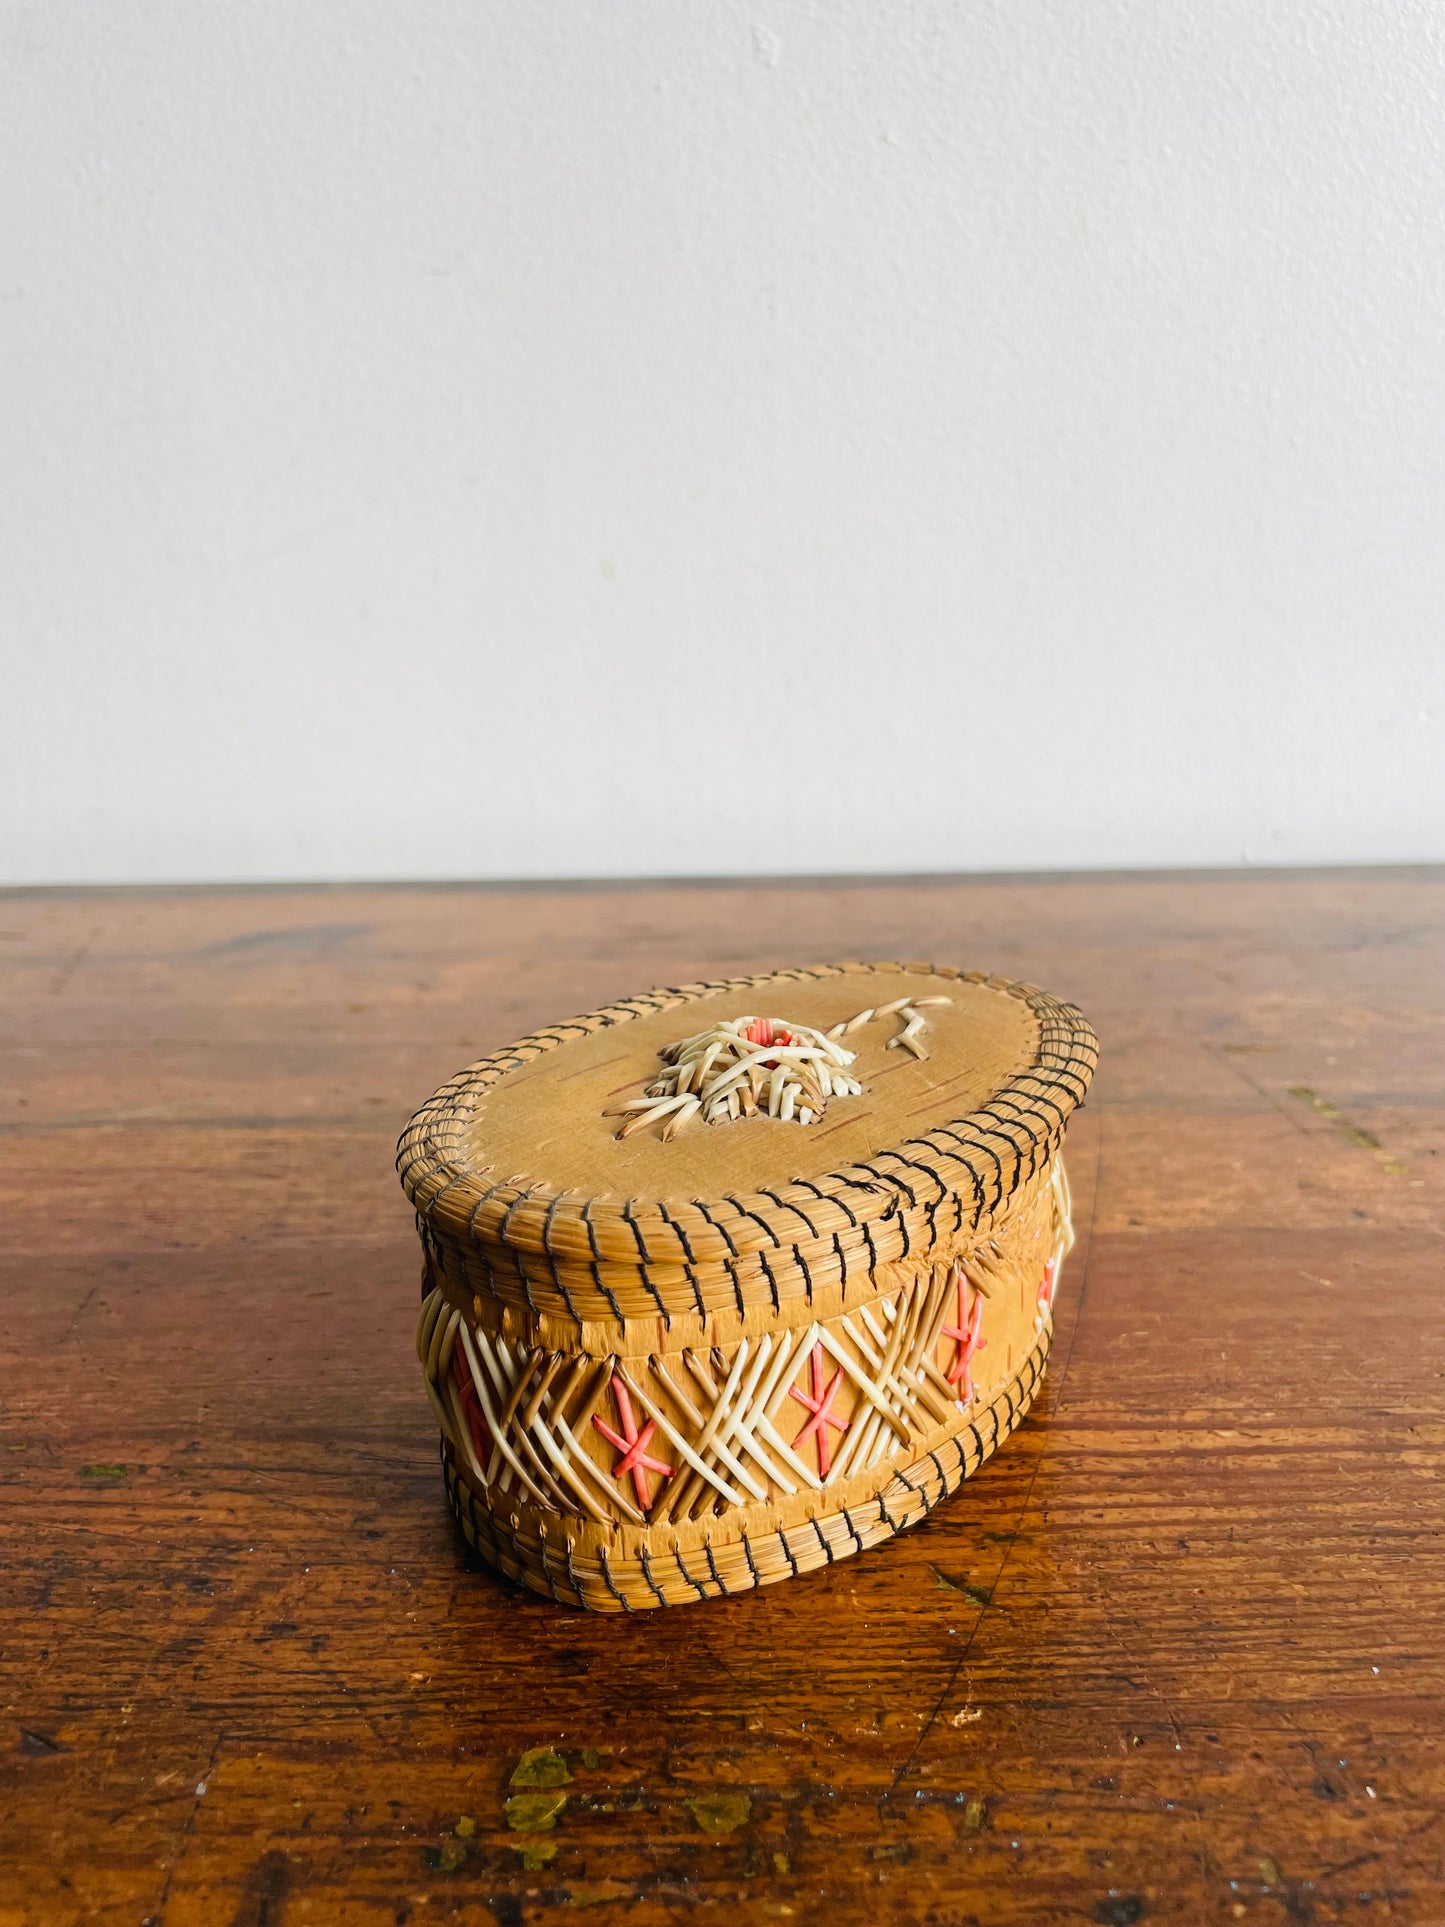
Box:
[4,1,1444,886]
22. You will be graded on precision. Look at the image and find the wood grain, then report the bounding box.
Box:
[2,871,1443,1925]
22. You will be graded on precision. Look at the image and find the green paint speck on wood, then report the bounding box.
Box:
[1289,1086,1337,1117]
[515,1839,558,1870]
[511,1745,573,1789]
[505,1791,568,1832]
[687,1793,752,1834]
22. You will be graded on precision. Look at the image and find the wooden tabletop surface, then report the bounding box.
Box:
[4,871,1444,1927]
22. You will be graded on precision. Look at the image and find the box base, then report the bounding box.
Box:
[439,1322,1052,1612]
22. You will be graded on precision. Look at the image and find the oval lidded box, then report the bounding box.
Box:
[398,961,1096,1612]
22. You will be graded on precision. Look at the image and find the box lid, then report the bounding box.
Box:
[398,961,1096,1327]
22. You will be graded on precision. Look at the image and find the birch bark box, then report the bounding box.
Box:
[398,961,1097,1612]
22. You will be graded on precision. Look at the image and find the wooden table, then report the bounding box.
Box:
[4,872,1443,1926]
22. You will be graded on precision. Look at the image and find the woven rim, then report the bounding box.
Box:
[398,963,1095,1326]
